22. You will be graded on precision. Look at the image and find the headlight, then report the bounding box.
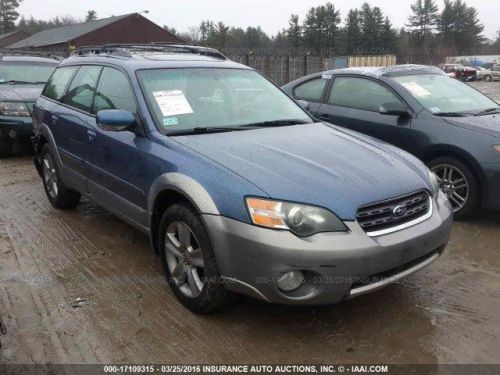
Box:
[0,101,30,116]
[428,169,440,196]
[246,197,348,237]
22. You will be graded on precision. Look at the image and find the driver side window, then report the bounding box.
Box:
[328,77,401,112]
[93,67,137,115]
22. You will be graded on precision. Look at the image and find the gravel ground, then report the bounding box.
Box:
[0,83,499,365]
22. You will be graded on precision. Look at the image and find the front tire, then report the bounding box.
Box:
[428,156,479,219]
[158,203,235,313]
[484,75,492,82]
[0,137,12,157]
[41,144,81,209]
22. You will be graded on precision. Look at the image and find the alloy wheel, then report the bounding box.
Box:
[165,221,205,298]
[431,164,469,212]
[43,154,59,199]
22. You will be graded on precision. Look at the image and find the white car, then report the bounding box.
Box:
[474,67,493,82]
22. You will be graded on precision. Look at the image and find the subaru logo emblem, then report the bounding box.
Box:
[393,205,408,217]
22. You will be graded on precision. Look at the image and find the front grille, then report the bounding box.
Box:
[357,190,430,235]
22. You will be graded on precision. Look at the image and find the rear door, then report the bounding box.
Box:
[316,76,412,149]
[40,65,96,191]
[85,66,150,229]
[58,65,103,190]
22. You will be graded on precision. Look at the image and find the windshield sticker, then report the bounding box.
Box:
[153,90,193,117]
[162,117,179,126]
[401,82,431,97]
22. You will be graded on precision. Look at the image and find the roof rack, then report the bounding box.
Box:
[73,43,227,60]
[0,49,63,61]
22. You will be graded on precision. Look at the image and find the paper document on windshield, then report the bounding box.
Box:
[153,90,194,117]
[401,82,431,97]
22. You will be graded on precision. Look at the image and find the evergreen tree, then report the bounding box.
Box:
[437,0,485,54]
[437,0,455,45]
[407,0,439,41]
[286,14,301,48]
[85,10,97,23]
[359,3,384,52]
[302,3,341,50]
[215,21,229,50]
[344,9,361,54]
[381,17,397,51]
[0,0,22,33]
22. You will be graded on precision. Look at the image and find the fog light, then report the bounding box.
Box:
[277,270,304,293]
[9,130,17,139]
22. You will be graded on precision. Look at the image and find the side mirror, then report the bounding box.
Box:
[296,99,311,112]
[96,110,136,132]
[379,102,410,117]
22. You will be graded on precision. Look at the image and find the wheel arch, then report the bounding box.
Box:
[422,145,487,204]
[148,173,219,254]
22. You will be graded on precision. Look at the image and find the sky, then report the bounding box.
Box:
[17,0,500,40]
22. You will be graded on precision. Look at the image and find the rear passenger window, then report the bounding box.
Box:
[93,67,137,114]
[64,65,102,113]
[328,77,400,112]
[293,78,327,102]
[42,66,78,101]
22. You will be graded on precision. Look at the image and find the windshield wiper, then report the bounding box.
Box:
[0,80,46,85]
[475,107,500,116]
[433,112,469,117]
[168,126,247,136]
[238,119,311,128]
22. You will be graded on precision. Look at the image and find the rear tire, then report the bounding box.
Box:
[40,144,81,209]
[484,75,492,82]
[158,203,235,313]
[0,137,12,158]
[428,156,479,220]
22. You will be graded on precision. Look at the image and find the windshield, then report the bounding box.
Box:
[393,74,499,115]
[0,62,57,84]
[137,68,311,133]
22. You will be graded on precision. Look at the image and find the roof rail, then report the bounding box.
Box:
[73,43,227,60]
[0,49,63,61]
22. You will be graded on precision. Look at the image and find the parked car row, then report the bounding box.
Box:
[440,63,500,82]
[2,46,498,313]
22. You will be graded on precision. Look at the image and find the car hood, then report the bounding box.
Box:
[173,123,432,220]
[0,85,44,102]
[444,114,500,138]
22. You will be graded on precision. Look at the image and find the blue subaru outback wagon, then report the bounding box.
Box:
[33,45,453,313]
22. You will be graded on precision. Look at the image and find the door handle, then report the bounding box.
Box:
[51,115,59,125]
[87,129,97,141]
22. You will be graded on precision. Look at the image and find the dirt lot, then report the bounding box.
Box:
[1,83,499,365]
[470,81,500,101]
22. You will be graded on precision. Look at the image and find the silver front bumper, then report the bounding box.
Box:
[203,192,453,305]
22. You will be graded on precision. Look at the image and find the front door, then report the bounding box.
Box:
[85,66,150,229]
[316,76,412,150]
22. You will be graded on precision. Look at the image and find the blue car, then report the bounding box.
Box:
[33,45,453,313]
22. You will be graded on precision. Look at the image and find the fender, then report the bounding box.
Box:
[35,123,63,167]
[33,123,63,177]
[148,172,220,216]
[147,173,220,254]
